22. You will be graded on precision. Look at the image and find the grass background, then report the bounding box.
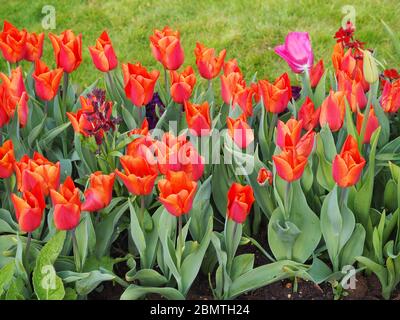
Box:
[0,0,399,88]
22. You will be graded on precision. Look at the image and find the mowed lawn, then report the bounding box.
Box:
[0,0,399,88]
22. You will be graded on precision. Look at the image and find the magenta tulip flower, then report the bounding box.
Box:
[274,32,314,74]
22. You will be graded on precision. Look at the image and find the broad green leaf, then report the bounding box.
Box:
[129,269,168,287]
[121,285,185,300]
[231,254,254,281]
[0,261,15,297]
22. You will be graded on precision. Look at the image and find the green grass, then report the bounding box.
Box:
[0,0,399,88]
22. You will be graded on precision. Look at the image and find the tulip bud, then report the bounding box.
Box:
[362,50,379,84]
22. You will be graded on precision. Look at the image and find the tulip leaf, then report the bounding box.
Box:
[33,231,66,300]
[75,213,96,270]
[372,102,390,147]
[129,269,168,287]
[28,116,47,147]
[0,261,15,298]
[75,270,115,296]
[231,254,254,281]
[39,122,71,147]
[211,162,233,217]
[121,285,185,300]
[339,223,366,268]
[258,103,270,160]
[268,180,321,263]
[316,128,336,191]
[128,199,146,256]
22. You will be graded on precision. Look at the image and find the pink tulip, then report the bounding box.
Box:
[274,32,314,74]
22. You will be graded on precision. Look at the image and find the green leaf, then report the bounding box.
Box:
[28,116,46,147]
[33,231,66,300]
[75,270,115,296]
[39,122,71,148]
[130,269,168,287]
[128,199,146,256]
[340,223,366,268]
[75,213,96,270]
[0,261,15,297]
[231,254,254,281]
[121,285,185,300]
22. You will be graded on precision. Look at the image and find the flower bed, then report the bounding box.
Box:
[0,19,400,301]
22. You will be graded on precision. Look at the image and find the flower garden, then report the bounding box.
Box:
[0,15,400,301]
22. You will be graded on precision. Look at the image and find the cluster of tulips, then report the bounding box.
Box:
[0,17,400,301]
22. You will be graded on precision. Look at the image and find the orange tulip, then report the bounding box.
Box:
[81,172,115,212]
[122,62,160,107]
[126,119,156,163]
[221,68,245,105]
[50,176,82,231]
[227,114,254,149]
[155,132,204,181]
[194,42,226,80]
[273,148,308,182]
[89,31,118,72]
[381,79,400,113]
[337,71,367,112]
[24,31,44,62]
[150,26,184,71]
[170,66,196,103]
[332,135,365,188]
[319,90,346,132]
[356,106,379,144]
[158,171,197,217]
[258,73,292,114]
[310,59,324,88]
[0,21,26,63]
[184,100,211,136]
[223,59,241,75]
[227,182,255,224]
[298,97,320,131]
[0,140,15,178]
[257,167,273,186]
[295,130,316,158]
[115,155,158,196]
[276,118,303,150]
[11,184,45,233]
[49,30,82,73]
[33,59,63,101]
[67,96,97,137]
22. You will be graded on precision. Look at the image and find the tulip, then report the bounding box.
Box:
[24,31,44,62]
[158,171,197,217]
[310,60,324,87]
[150,26,184,71]
[295,130,316,158]
[356,106,379,144]
[11,184,45,233]
[170,66,196,103]
[223,59,241,75]
[194,42,226,80]
[32,59,63,101]
[122,62,160,107]
[0,67,25,97]
[227,115,254,149]
[126,118,156,162]
[298,97,320,131]
[274,32,314,73]
[50,176,82,231]
[81,172,115,212]
[184,100,211,136]
[276,118,303,150]
[273,148,308,182]
[0,21,26,63]
[227,182,255,224]
[258,73,292,113]
[381,79,400,113]
[49,30,82,73]
[319,90,346,132]
[0,140,15,178]
[88,31,118,72]
[257,167,273,186]
[332,135,366,188]
[362,49,379,84]
[221,69,245,105]
[115,155,158,196]
[337,71,367,112]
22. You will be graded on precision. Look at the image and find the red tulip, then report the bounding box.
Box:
[33,59,63,101]
[337,71,367,112]
[310,60,324,88]
[257,167,273,186]
[49,30,82,73]
[221,68,245,105]
[227,182,255,224]
[227,114,254,149]
[295,130,316,158]
[332,135,365,188]
[24,31,44,62]
[194,42,226,80]
[184,100,211,136]
[298,97,320,131]
[81,172,115,212]
[0,21,26,63]
[126,119,156,163]
[150,26,184,70]
[158,171,197,217]
[356,106,379,144]
[122,62,160,107]
[50,176,82,231]
[170,66,196,103]
[0,140,15,178]
[115,155,158,196]
[381,79,400,113]
[258,73,292,114]
[223,59,241,75]
[273,148,308,182]
[276,118,303,150]
[11,184,45,233]
[88,31,118,72]
[319,90,346,132]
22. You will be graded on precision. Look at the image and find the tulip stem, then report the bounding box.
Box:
[24,232,32,266]
[269,113,278,144]
[71,229,81,272]
[140,196,145,229]
[164,68,170,103]
[284,182,291,220]
[62,72,69,115]
[177,215,183,269]
[44,100,48,115]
